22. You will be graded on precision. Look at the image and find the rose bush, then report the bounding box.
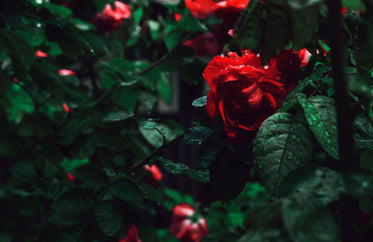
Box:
[170,204,208,242]
[203,49,308,142]
[92,1,131,32]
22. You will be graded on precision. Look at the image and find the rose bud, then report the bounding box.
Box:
[144,164,162,187]
[118,225,141,242]
[36,50,48,58]
[92,1,131,32]
[170,203,208,242]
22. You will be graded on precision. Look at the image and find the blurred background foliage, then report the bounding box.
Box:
[0,0,373,241]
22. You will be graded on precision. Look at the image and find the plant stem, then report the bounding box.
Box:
[328,0,358,241]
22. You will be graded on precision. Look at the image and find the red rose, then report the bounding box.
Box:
[212,0,250,26]
[170,203,208,242]
[341,6,347,15]
[118,225,141,242]
[183,32,222,56]
[203,49,305,141]
[67,172,75,181]
[144,164,162,187]
[185,0,217,19]
[92,1,131,32]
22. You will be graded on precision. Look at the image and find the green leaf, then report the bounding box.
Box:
[164,29,182,50]
[192,96,207,108]
[360,149,373,174]
[52,188,95,213]
[238,229,290,242]
[184,126,213,144]
[279,66,330,112]
[156,72,172,103]
[283,196,340,242]
[60,158,90,173]
[297,95,339,159]
[253,112,314,198]
[287,0,324,9]
[95,201,123,236]
[10,162,38,182]
[102,110,133,123]
[0,29,34,65]
[353,114,373,148]
[42,4,72,18]
[159,157,209,183]
[109,179,144,205]
[291,6,319,50]
[277,166,342,205]
[139,120,183,148]
[342,0,366,11]
[50,212,84,227]
[111,88,138,113]
[4,83,34,123]
[75,165,108,188]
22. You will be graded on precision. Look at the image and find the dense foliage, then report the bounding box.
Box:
[0,0,373,241]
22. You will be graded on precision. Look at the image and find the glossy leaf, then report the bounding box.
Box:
[298,95,339,159]
[192,96,207,108]
[253,112,314,198]
[52,188,95,213]
[109,179,144,205]
[102,110,133,123]
[184,126,213,144]
[283,196,340,242]
[353,114,373,148]
[95,201,123,236]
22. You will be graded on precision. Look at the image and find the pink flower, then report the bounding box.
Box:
[185,0,217,19]
[170,204,208,242]
[118,225,141,242]
[36,50,48,58]
[59,69,76,76]
[92,1,131,32]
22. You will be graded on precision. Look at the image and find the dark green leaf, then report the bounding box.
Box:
[159,157,209,183]
[238,229,290,242]
[291,6,319,50]
[109,179,144,205]
[0,29,34,65]
[164,29,182,50]
[360,149,373,174]
[42,4,72,18]
[10,162,38,182]
[60,158,90,173]
[139,120,183,148]
[353,114,373,148]
[95,201,123,236]
[50,212,84,227]
[156,72,172,103]
[75,165,108,188]
[102,110,133,123]
[184,126,213,144]
[342,0,366,11]
[277,166,342,205]
[192,96,207,108]
[52,188,95,213]
[253,112,314,198]
[111,88,138,113]
[283,196,340,242]
[298,95,339,159]
[287,0,324,9]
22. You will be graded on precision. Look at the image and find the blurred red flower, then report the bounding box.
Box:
[174,13,182,22]
[170,203,208,242]
[36,50,48,58]
[92,1,131,32]
[144,164,162,187]
[67,172,75,181]
[203,49,306,142]
[212,0,250,25]
[59,69,76,76]
[63,102,71,114]
[183,32,222,56]
[185,0,217,19]
[341,6,347,15]
[118,225,141,242]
